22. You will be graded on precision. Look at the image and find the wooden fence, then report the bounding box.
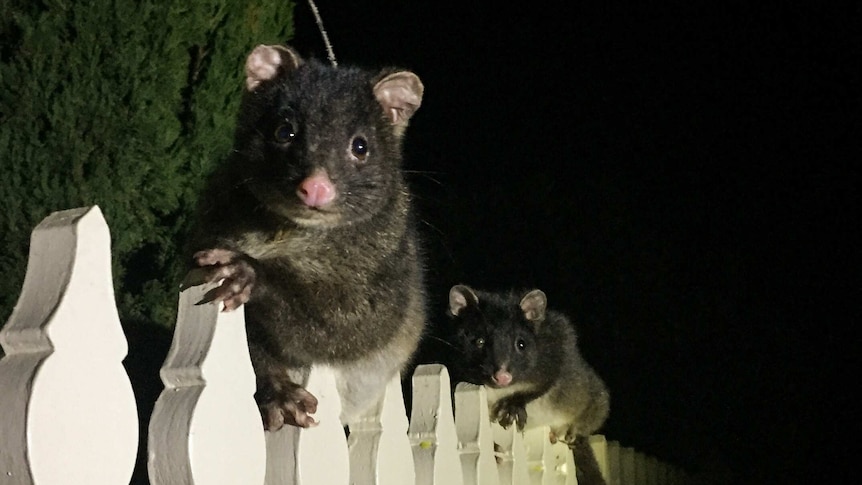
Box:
[0,206,690,485]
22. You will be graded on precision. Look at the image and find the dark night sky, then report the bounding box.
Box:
[292,2,858,483]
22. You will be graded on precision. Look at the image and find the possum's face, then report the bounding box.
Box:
[447,286,545,389]
[233,45,423,228]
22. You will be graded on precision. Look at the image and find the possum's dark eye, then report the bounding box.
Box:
[351,136,368,160]
[515,338,526,352]
[475,337,485,349]
[274,123,296,143]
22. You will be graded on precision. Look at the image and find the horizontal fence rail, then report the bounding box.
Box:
[0,206,691,485]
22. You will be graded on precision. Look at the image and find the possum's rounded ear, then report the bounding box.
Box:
[244,44,303,91]
[373,71,424,129]
[520,290,547,323]
[449,284,478,317]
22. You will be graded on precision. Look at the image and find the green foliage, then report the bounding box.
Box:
[0,0,296,328]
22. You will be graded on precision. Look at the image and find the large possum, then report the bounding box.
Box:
[446,284,610,484]
[184,44,427,430]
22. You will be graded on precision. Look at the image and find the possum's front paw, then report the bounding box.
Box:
[183,248,256,311]
[256,377,319,430]
[492,397,528,431]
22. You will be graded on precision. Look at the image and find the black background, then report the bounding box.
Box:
[290,2,858,483]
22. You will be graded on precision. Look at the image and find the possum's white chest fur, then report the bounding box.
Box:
[484,385,571,432]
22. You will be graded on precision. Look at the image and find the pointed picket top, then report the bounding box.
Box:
[605,440,622,485]
[635,451,649,485]
[0,206,138,485]
[522,426,577,485]
[408,364,464,485]
[347,372,416,485]
[491,422,530,485]
[589,435,610,482]
[454,382,499,485]
[646,455,660,485]
[264,365,349,485]
[619,447,636,485]
[148,283,266,485]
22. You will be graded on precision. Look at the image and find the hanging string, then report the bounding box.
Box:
[306,0,337,67]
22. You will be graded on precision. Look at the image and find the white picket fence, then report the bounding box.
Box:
[0,206,690,485]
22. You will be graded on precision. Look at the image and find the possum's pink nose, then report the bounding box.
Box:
[492,370,513,387]
[298,173,336,207]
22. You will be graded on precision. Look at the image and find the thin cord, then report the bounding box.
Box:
[306,0,337,67]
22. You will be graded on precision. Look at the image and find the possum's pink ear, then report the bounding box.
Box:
[245,44,303,91]
[449,284,478,317]
[520,290,547,323]
[373,71,424,129]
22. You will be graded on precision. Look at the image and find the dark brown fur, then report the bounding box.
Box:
[184,45,426,429]
[446,285,610,485]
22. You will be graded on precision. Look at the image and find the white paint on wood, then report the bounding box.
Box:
[646,456,659,485]
[590,435,609,482]
[491,422,530,485]
[263,406,299,485]
[147,282,265,485]
[347,372,415,485]
[605,440,621,485]
[521,426,578,485]
[408,364,464,485]
[634,451,647,485]
[454,382,499,485]
[550,439,577,485]
[0,206,690,485]
[523,427,544,485]
[0,206,138,485]
[657,462,669,485]
[264,365,350,485]
[295,366,350,484]
[620,447,635,485]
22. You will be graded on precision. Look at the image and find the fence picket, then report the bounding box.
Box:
[408,364,464,485]
[347,372,416,485]
[491,422,530,485]
[590,434,610,482]
[263,398,300,485]
[147,282,265,485]
[522,427,577,485]
[264,366,350,485]
[454,382,500,485]
[606,440,622,485]
[647,456,660,485]
[635,451,648,485]
[620,447,636,485]
[0,206,692,485]
[0,206,138,485]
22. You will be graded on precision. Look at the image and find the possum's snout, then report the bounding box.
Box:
[492,369,513,387]
[297,171,336,208]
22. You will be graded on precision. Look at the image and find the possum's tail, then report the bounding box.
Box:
[569,435,607,485]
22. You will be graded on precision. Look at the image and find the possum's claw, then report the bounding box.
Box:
[256,379,319,430]
[492,396,528,431]
[192,248,241,266]
[182,248,256,311]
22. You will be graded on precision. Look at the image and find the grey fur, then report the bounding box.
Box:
[446,284,610,484]
[185,45,426,429]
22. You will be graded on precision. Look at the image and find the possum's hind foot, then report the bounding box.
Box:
[256,377,319,430]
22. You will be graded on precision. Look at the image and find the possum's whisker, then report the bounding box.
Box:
[418,218,445,237]
[423,335,465,354]
[403,170,445,186]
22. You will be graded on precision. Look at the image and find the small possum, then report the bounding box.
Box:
[184,44,427,430]
[446,284,610,485]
